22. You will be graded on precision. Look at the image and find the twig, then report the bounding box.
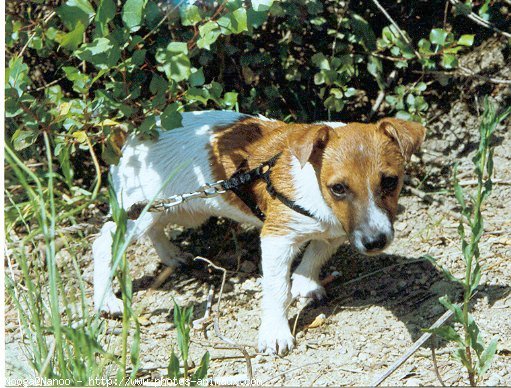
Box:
[34,76,66,92]
[449,0,511,38]
[458,178,510,186]
[18,12,56,58]
[192,285,215,335]
[193,256,254,384]
[371,307,455,386]
[370,0,421,58]
[443,0,450,29]
[411,68,511,85]
[431,334,447,386]
[369,70,398,120]
[458,66,511,85]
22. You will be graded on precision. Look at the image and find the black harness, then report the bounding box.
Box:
[221,153,315,221]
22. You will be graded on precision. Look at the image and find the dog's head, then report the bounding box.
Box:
[288,118,426,255]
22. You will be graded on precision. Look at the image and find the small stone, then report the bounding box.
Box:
[405,377,421,386]
[485,373,501,386]
[255,354,265,364]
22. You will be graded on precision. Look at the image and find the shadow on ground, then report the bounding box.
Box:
[127,217,510,349]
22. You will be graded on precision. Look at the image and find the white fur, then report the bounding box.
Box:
[291,238,344,301]
[93,111,348,355]
[351,179,393,254]
[258,236,300,356]
[317,121,347,128]
[94,111,263,315]
[286,156,346,239]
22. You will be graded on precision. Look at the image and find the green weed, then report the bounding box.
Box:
[426,98,511,385]
[167,302,210,385]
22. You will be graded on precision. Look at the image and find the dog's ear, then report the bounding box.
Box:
[287,125,330,168]
[378,118,426,161]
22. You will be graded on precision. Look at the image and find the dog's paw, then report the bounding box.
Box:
[258,321,295,356]
[95,295,124,317]
[291,273,326,301]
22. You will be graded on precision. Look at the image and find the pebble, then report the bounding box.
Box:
[485,373,501,386]
[404,377,421,386]
[254,354,266,364]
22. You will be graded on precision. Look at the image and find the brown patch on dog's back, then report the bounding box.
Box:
[208,117,286,217]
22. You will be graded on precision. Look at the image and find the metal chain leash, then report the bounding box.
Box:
[17,154,281,240]
[126,180,227,220]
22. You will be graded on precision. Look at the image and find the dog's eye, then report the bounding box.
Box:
[381,175,399,194]
[330,183,348,199]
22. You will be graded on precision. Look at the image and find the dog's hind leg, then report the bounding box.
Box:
[146,219,188,268]
[92,213,156,316]
[291,237,344,301]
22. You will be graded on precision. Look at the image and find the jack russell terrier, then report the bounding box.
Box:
[93,110,426,356]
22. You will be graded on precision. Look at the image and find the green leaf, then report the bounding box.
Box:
[180,5,201,26]
[75,37,121,69]
[63,66,89,93]
[457,34,474,46]
[222,91,238,107]
[95,0,116,36]
[6,57,30,96]
[189,68,205,87]
[430,28,449,46]
[441,53,458,69]
[367,56,384,90]
[478,338,498,377]
[418,38,432,53]
[11,129,39,151]
[156,42,191,82]
[218,7,248,34]
[122,0,147,32]
[192,351,210,381]
[197,21,221,50]
[131,49,146,66]
[467,316,485,357]
[138,115,157,136]
[150,74,168,95]
[57,0,95,30]
[160,103,182,131]
[453,346,472,370]
[425,325,462,344]
[251,0,274,12]
[439,295,464,323]
[55,21,86,50]
[167,350,180,379]
[311,53,330,70]
[350,14,377,51]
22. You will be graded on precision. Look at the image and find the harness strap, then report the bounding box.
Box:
[222,153,315,221]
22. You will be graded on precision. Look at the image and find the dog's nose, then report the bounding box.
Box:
[362,233,387,251]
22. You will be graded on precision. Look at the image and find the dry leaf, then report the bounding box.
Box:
[307,313,326,329]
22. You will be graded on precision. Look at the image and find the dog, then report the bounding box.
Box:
[92,110,426,356]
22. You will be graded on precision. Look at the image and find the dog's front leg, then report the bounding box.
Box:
[291,237,344,301]
[258,235,301,356]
